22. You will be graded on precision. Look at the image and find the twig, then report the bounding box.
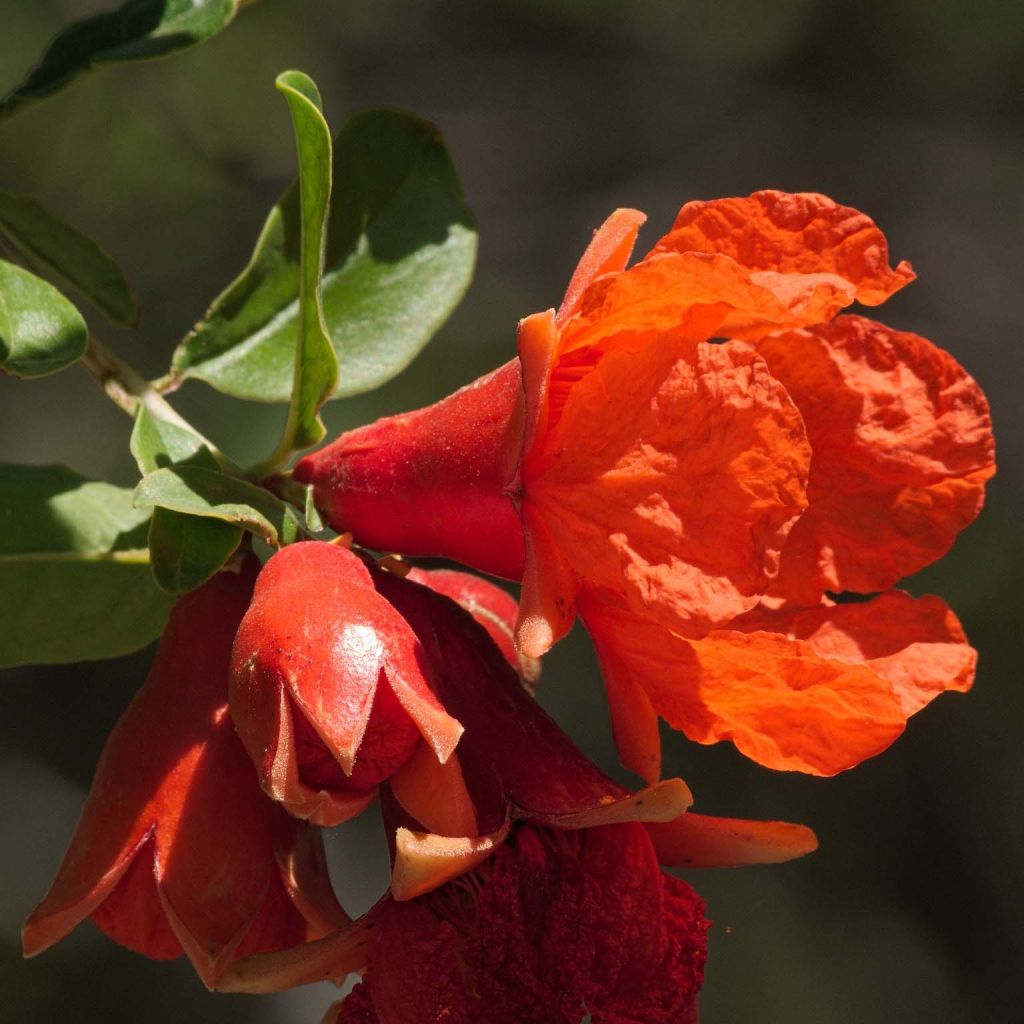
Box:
[80,334,230,468]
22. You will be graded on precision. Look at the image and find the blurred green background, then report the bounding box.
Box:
[1,1,1022,1021]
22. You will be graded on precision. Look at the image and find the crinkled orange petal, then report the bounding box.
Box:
[555,250,844,362]
[557,207,646,323]
[647,813,818,867]
[23,563,343,987]
[754,315,995,603]
[654,190,915,306]
[587,588,975,776]
[530,339,809,639]
[582,603,887,776]
[734,589,976,716]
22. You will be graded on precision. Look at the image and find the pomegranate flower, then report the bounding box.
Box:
[295,191,994,778]
[325,822,709,1024]
[217,569,814,1001]
[22,561,345,988]
[229,542,463,826]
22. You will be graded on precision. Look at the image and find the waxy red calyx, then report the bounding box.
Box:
[229,541,463,826]
[22,560,346,988]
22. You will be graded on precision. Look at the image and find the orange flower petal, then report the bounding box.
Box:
[755,315,995,602]
[584,588,973,776]
[557,207,646,323]
[555,250,834,362]
[734,589,976,716]
[647,813,818,867]
[531,339,809,639]
[654,190,915,306]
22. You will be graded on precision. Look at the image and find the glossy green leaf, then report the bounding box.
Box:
[0,190,138,325]
[0,260,87,379]
[0,464,174,667]
[264,70,338,464]
[170,107,476,402]
[134,466,303,547]
[0,0,240,119]
[130,406,242,593]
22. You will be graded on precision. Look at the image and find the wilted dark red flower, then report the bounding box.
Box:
[22,560,345,987]
[229,541,464,826]
[295,191,993,778]
[324,822,708,1024]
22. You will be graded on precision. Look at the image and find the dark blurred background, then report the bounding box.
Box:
[1,2,1022,1021]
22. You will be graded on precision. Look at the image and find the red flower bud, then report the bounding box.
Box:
[229,542,463,826]
[295,361,526,580]
[22,560,345,988]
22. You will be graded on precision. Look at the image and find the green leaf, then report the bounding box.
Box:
[264,70,339,464]
[146,508,241,594]
[0,190,138,325]
[171,107,476,403]
[130,406,243,594]
[0,464,174,667]
[134,466,303,547]
[130,404,219,474]
[303,484,324,534]
[0,260,87,379]
[1,0,240,119]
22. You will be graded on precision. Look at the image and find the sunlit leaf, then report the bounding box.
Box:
[265,69,338,462]
[0,261,87,379]
[0,0,240,119]
[133,465,303,547]
[0,190,138,325]
[0,464,173,667]
[171,107,476,402]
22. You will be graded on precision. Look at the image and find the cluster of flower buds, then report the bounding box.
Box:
[22,191,992,1022]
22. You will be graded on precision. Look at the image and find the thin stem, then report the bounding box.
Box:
[80,334,230,468]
